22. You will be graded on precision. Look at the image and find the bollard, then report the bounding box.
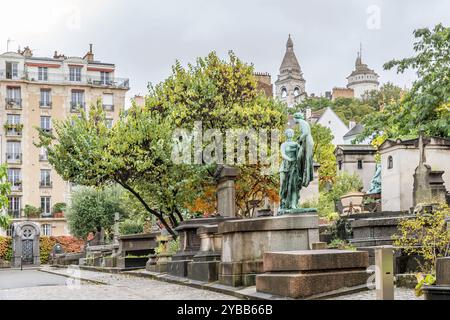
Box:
[375,246,394,300]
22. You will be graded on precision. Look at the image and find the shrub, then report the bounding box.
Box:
[51,236,85,253]
[393,203,450,273]
[0,236,12,261]
[24,205,41,218]
[119,219,144,235]
[52,202,67,214]
[329,216,353,241]
[40,236,57,264]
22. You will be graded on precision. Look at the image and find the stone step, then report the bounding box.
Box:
[263,249,369,272]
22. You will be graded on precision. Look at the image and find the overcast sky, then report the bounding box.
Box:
[1,0,449,105]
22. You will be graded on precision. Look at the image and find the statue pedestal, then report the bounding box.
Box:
[218,214,319,287]
[278,208,317,215]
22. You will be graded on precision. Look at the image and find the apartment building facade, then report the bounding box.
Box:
[0,45,129,237]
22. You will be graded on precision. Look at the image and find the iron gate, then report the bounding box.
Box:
[22,239,34,264]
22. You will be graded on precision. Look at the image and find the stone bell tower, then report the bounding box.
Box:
[275,34,306,107]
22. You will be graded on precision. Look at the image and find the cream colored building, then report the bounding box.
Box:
[0,45,129,237]
[379,137,450,212]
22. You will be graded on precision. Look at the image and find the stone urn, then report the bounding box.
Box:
[340,192,365,215]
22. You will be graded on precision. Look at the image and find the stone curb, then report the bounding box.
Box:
[39,267,108,286]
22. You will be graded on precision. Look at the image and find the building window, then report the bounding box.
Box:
[40,116,52,132]
[7,168,21,191]
[70,90,85,111]
[69,66,82,81]
[40,169,52,187]
[8,196,21,218]
[6,114,22,136]
[6,141,21,163]
[281,87,287,98]
[38,67,48,81]
[41,197,51,216]
[338,160,342,171]
[102,93,114,111]
[100,71,111,85]
[105,118,113,129]
[6,224,14,237]
[39,147,48,161]
[40,89,52,107]
[6,87,21,106]
[293,87,300,97]
[357,160,363,169]
[6,62,18,79]
[41,224,52,236]
[388,156,393,169]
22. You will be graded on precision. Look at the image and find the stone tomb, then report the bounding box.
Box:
[115,232,159,269]
[11,221,41,268]
[187,224,223,282]
[168,217,232,278]
[256,250,369,299]
[218,214,319,287]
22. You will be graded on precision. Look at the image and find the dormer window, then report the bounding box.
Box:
[100,71,111,85]
[69,66,82,82]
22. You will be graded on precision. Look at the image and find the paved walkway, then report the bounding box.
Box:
[0,267,237,300]
[0,267,422,300]
[327,287,422,300]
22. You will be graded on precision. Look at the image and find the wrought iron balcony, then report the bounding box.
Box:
[6,153,22,164]
[8,209,21,218]
[39,181,53,188]
[5,98,22,109]
[39,100,52,108]
[0,69,129,90]
[10,182,22,192]
[103,104,114,112]
[4,123,23,137]
[70,102,86,113]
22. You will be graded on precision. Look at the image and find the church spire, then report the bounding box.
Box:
[279,34,301,74]
[286,34,293,49]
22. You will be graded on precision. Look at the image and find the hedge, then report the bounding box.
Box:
[0,235,84,264]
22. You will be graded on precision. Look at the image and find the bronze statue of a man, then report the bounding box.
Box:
[279,112,315,214]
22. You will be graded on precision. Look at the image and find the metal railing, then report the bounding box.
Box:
[5,129,22,137]
[39,101,52,108]
[39,181,52,188]
[6,153,22,164]
[8,210,21,218]
[10,183,22,192]
[5,98,22,109]
[70,102,86,113]
[0,69,130,89]
[103,104,114,112]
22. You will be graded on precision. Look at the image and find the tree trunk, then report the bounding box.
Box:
[117,181,178,240]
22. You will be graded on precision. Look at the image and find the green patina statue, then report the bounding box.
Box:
[367,163,382,194]
[279,112,316,215]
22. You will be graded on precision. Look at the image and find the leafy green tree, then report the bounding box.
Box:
[66,186,126,240]
[38,103,201,239]
[0,164,11,231]
[360,24,450,140]
[146,51,287,217]
[363,82,404,111]
[310,124,336,189]
[292,96,375,125]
